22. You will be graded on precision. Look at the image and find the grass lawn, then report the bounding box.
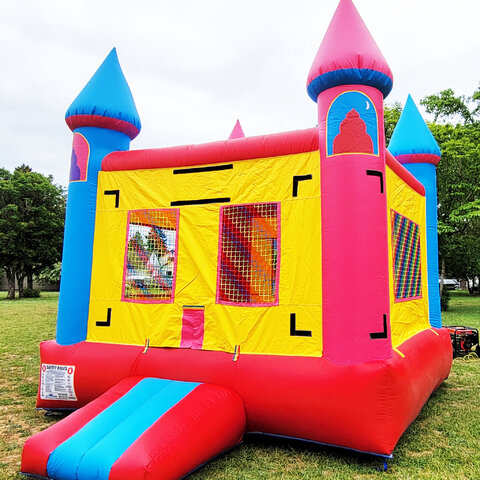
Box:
[1,291,479,480]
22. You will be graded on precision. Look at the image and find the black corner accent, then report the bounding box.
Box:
[292,174,313,197]
[290,313,312,337]
[370,314,388,339]
[96,308,112,327]
[104,190,120,208]
[173,164,233,175]
[171,197,231,207]
[366,170,384,194]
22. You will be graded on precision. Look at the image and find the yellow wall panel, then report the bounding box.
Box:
[386,166,430,348]
[87,151,323,357]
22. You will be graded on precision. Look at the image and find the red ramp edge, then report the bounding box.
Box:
[21,377,143,478]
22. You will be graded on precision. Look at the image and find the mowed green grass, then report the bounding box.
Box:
[0,291,479,480]
[0,293,60,480]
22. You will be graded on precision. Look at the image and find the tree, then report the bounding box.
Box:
[146,226,168,257]
[0,166,65,299]
[421,85,480,290]
[127,230,146,271]
[421,88,479,124]
[37,261,62,287]
[384,101,403,145]
[0,168,16,299]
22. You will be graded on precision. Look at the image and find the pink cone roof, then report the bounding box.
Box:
[307,0,393,100]
[228,120,245,139]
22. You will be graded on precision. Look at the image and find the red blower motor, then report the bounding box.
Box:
[445,326,480,357]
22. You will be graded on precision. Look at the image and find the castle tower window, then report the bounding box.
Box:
[326,91,379,156]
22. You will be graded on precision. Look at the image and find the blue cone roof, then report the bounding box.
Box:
[65,48,141,138]
[388,95,440,159]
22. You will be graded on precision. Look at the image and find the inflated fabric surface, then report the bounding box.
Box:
[88,151,323,357]
[34,329,451,457]
[23,378,245,480]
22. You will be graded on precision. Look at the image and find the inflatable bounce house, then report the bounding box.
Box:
[22,1,452,478]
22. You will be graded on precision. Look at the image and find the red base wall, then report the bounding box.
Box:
[37,328,452,456]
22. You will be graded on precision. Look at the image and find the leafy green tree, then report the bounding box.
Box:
[421,86,480,290]
[422,87,480,124]
[146,227,168,257]
[0,166,65,299]
[384,101,403,145]
[127,230,146,270]
[37,261,62,286]
[0,168,16,298]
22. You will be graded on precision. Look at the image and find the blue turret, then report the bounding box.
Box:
[388,95,441,328]
[57,49,141,345]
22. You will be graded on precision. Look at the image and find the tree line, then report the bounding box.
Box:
[0,165,65,299]
[386,85,480,294]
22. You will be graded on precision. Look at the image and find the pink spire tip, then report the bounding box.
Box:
[228,120,245,139]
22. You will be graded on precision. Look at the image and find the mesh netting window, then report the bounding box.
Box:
[218,203,280,305]
[391,211,422,301]
[123,209,179,302]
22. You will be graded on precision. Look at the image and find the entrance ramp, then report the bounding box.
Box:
[22,377,245,480]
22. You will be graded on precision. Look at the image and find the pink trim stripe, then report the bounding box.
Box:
[395,153,441,167]
[275,202,281,305]
[216,208,225,306]
[394,295,422,304]
[102,128,319,172]
[66,114,140,140]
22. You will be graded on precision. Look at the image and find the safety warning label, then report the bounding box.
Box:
[40,364,77,401]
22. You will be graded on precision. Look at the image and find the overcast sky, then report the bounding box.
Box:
[1,0,478,187]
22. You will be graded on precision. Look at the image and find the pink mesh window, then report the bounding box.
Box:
[122,209,179,303]
[217,203,280,306]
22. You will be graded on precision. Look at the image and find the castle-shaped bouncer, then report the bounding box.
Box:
[22,1,452,478]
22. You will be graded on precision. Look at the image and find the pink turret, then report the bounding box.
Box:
[228,119,245,139]
[307,0,393,101]
[308,0,393,365]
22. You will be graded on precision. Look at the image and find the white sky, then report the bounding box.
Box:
[0,0,478,187]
